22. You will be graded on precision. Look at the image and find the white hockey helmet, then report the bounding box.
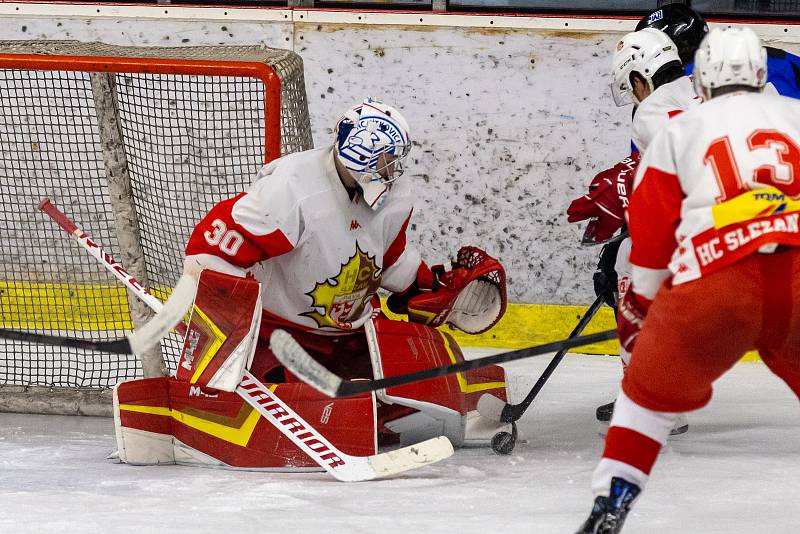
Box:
[334,97,411,210]
[611,28,682,106]
[693,26,767,101]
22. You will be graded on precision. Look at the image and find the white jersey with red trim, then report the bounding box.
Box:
[184,146,422,334]
[615,77,700,289]
[632,76,702,153]
[628,91,800,300]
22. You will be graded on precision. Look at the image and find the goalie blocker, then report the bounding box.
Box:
[114,269,510,470]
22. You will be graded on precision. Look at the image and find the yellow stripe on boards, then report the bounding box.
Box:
[0,283,760,362]
[382,298,761,362]
[0,282,132,330]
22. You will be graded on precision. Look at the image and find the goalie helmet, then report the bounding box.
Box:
[334,98,411,210]
[612,28,682,106]
[693,27,767,101]
[636,4,709,65]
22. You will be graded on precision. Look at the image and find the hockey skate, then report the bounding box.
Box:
[576,477,641,534]
[597,401,689,436]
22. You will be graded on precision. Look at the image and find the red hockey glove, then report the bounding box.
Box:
[566,153,640,244]
[397,247,507,334]
[616,289,652,353]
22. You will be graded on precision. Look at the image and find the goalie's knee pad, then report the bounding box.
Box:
[113,376,376,470]
[368,318,511,447]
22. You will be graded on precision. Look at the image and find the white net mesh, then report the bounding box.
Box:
[0,41,312,402]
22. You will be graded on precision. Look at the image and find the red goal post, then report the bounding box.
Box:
[0,41,312,415]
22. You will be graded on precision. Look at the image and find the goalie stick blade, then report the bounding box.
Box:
[273,328,617,398]
[368,436,454,478]
[0,328,132,354]
[269,329,342,397]
[126,273,197,357]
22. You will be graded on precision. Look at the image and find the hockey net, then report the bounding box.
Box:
[0,41,312,415]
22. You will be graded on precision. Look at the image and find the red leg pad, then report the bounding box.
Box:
[115,376,376,469]
[371,318,507,415]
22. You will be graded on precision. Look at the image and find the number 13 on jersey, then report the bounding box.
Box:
[704,129,800,202]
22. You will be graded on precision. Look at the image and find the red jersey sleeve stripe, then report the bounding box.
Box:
[383,210,412,270]
[629,167,684,270]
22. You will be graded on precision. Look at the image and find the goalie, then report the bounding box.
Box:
[114,97,511,470]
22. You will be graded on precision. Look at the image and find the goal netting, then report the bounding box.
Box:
[0,41,312,415]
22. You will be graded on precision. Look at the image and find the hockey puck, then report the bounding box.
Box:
[491,431,515,455]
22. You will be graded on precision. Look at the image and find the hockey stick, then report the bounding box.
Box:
[0,272,197,357]
[237,371,453,481]
[39,198,197,355]
[0,275,197,356]
[270,328,617,398]
[0,328,132,354]
[476,293,606,423]
[41,198,454,481]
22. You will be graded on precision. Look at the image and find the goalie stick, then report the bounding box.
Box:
[39,198,454,482]
[270,328,617,398]
[477,293,606,423]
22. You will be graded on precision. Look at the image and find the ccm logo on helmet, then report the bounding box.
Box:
[648,10,664,24]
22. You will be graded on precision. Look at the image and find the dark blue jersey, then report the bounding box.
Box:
[686,46,800,99]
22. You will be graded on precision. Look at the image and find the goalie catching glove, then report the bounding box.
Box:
[387,246,506,334]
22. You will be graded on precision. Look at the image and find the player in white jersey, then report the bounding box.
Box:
[577,27,800,534]
[570,28,699,429]
[111,98,513,470]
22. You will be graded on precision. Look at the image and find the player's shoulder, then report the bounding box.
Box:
[766,46,800,64]
[250,146,337,200]
[377,175,415,215]
[645,76,696,108]
[666,91,800,132]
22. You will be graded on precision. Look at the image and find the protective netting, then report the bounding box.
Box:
[0,42,312,394]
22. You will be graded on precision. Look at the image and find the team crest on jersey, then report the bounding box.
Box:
[302,243,382,329]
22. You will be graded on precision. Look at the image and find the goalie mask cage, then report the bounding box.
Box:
[0,41,312,416]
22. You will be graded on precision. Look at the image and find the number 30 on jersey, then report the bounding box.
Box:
[204,218,244,256]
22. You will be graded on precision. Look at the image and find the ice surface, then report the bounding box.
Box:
[0,353,797,534]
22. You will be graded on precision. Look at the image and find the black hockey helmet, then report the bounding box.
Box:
[636,4,709,65]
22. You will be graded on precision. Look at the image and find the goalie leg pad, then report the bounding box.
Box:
[175,269,262,392]
[114,376,377,470]
[367,318,510,447]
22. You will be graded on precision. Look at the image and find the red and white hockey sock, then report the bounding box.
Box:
[591,390,677,495]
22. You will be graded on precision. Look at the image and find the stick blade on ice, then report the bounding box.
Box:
[270,329,342,397]
[368,436,454,478]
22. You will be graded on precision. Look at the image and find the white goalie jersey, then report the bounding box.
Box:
[184,146,423,334]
